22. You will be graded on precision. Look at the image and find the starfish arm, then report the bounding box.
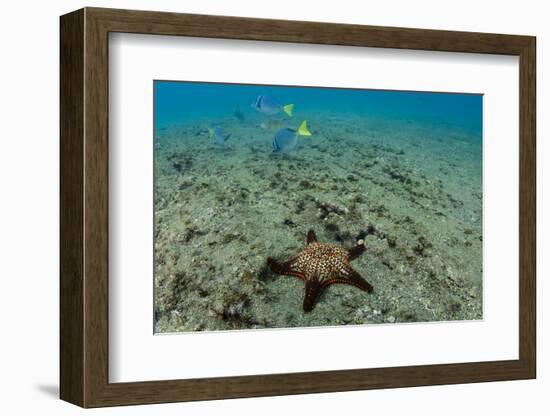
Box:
[306,229,318,244]
[348,243,366,260]
[267,257,306,281]
[323,267,373,293]
[303,276,323,312]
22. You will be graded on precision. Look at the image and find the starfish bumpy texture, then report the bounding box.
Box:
[267,230,373,312]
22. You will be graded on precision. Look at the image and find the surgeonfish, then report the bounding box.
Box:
[260,119,285,131]
[208,125,232,145]
[272,120,312,153]
[252,95,294,117]
[233,106,245,121]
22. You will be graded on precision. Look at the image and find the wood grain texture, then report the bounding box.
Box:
[88,7,532,54]
[59,8,84,407]
[83,10,110,406]
[518,38,536,375]
[59,7,537,408]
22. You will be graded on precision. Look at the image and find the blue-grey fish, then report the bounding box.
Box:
[252,95,294,117]
[272,120,311,153]
[233,106,245,121]
[208,126,232,145]
[260,119,284,131]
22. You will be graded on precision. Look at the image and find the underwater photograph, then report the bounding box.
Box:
[153,80,483,333]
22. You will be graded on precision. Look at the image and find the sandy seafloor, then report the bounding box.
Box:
[154,111,482,333]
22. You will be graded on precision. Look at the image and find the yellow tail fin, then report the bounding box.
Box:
[283,103,294,117]
[207,127,214,138]
[297,120,312,137]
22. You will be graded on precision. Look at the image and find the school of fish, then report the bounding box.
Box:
[207,94,312,153]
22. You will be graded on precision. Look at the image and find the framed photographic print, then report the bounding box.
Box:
[60,7,536,408]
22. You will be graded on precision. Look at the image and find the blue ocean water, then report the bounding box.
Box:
[154,80,482,138]
[153,79,484,332]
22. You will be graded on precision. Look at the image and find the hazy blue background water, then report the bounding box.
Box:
[154,80,483,137]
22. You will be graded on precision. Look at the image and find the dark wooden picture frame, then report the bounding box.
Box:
[60,7,536,408]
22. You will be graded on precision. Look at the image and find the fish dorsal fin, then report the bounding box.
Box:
[297,120,311,137]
